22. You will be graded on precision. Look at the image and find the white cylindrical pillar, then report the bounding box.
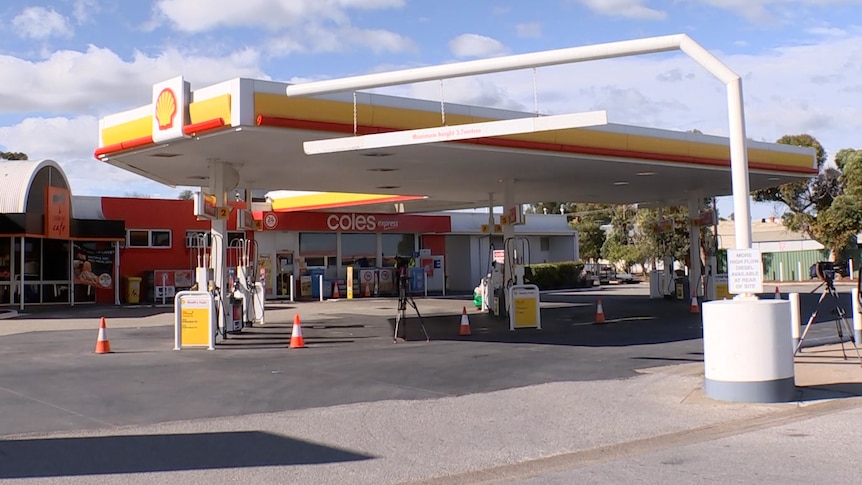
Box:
[789,293,801,350]
[852,288,862,345]
[318,275,324,302]
[289,274,296,303]
[779,262,784,282]
[797,261,803,282]
[702,300,795,402]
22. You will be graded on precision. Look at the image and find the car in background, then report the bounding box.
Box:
[584,263,639,285]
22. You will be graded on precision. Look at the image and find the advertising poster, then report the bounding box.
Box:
[74,245,115,290]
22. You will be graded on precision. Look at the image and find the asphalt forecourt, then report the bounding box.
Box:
[0,284,849,439]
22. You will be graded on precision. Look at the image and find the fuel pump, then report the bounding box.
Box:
[475,241,505,316]
[503,236,531,317]
[190,232,226,340]
[229,237,265,329]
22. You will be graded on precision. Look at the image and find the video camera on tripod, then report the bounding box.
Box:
[394,256,411,291]
[810,261,836,284]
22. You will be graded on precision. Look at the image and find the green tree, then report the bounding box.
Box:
[572,219,605,261]
[753,134,861,259]
[1,151,28,160]
[178,189,195,200]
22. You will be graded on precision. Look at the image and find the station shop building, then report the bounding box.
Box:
[0,160,578,307]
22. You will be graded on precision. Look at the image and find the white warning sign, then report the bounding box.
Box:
[727,249,763,294]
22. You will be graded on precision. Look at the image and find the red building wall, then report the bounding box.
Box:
[100,198,249,298]
[102,198,210,281]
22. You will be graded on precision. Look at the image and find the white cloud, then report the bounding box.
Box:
[805,26,848,37]
[154,0,404,32]
[449,34,508,59]
[695,0,862,23]
[516,21,542,38]
[154,0,410,56]
[72,0,100,23]
[576,0,667,20]
[0,45,267,115]
[268,25,414,55]
[0,115,175,197]
[12,7,74,39]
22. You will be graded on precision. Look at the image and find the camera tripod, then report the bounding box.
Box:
[393,278,430,343]
[795,278,862,365]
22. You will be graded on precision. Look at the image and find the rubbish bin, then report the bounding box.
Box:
[674,277,690,301]
[126,277,142,304]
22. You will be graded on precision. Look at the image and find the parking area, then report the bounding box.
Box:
[0,283,853,438]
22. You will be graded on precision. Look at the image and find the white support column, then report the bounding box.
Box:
[209,161,229,329]
[69,241,75,306]
[797,261,803,282]
[114,241,120,305]
[725,78,753,252]
[688,194,702,299]
[502,179,516,293]
[487,193,495,233]
[790,292,801,349]
[19,236,25,311]
[852,288,862,345]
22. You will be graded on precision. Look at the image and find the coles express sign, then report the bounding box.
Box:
[326,214,398,232]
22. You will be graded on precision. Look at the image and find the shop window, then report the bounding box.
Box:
[343,233,376,268]
[186,231,211,248]
[304,257,325,267]
[382,234,415,266]
[127,229,172,248]
[151,230,171,247]
[540,237,550,252]
[226,231,246,246]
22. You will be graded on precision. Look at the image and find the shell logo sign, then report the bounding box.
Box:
[155,88,178,130]
[152,76,188,143]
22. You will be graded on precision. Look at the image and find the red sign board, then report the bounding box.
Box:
[257,212,451,233]
[45,186,71,239]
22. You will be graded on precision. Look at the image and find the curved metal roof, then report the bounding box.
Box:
[0,159,73,217]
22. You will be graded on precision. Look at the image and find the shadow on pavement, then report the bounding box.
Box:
[392,301,705,347]
[0,431,373,478]
[795,382,862,401]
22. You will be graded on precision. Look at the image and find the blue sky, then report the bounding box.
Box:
[1,0,861,220]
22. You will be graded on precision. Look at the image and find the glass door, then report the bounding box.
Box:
[0,238,10,305]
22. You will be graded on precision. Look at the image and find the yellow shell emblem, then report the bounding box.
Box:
[155,88,177,130]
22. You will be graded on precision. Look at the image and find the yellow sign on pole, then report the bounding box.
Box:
[509,285,542,330]
[347,267,354,299]
[182,307,210,346]
[174,291,214,350]
[218,207,230,219]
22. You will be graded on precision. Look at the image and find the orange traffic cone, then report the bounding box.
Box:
[774,286,781,299]
[332,282,340,299]
[289,314,306,349]
[459,306,471,336]
[364,282,371,297]
[690,296,700,313]
[94,317,112,354]
[594,298,606,324]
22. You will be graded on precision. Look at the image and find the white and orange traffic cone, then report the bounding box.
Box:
[363,283,371,297]
[289,314,306,349]
[774,286,781,299]
[690,296,700,314]
[595,298,606,324]
[332,282,340,299]
[95,317,112,354]
[459,306,471,336]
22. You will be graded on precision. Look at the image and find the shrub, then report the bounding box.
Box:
[524,261,588,290]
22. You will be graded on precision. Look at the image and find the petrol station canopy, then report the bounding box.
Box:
[95,75,816,213]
